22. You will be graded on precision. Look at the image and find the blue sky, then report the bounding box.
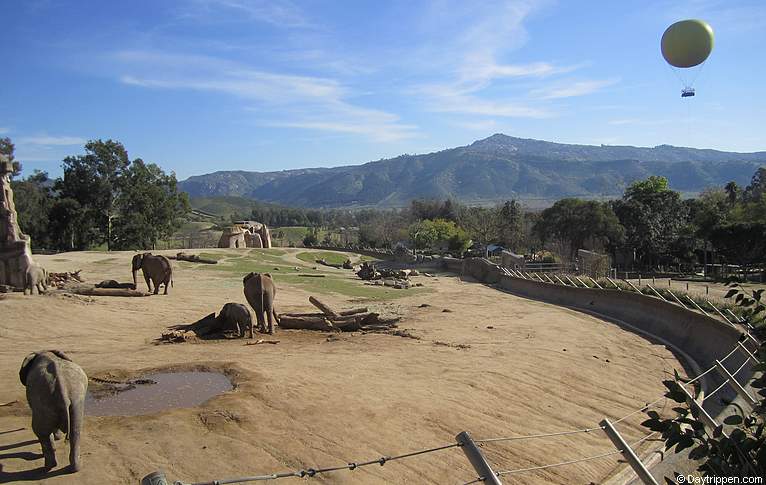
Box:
[2,0,764,180]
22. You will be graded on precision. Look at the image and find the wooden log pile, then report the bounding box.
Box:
[172,252,218,264]
[49,270,84,288]
[279,296,399,332]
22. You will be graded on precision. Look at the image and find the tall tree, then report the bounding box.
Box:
[11,171,54,248]
[459,206,500,256]
[497,200,523,251]
[613,176,687,268]
[57,139,130,249]
[0,137,21,176]
[535,198,623,260]
[111,159,190,250]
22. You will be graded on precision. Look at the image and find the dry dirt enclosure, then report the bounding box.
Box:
[0,249,688,484]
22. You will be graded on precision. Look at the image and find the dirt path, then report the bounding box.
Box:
[0,249,685,484]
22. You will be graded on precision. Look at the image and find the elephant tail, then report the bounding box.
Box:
[53,362,72,441]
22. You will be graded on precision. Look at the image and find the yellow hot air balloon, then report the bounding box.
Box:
[661,19,714,97]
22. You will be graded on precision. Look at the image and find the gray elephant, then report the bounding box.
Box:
[218,302,253,338]
[19,350,88,472]
[243,272,278,334]
[24,264,49,295]
[131,253,173,295]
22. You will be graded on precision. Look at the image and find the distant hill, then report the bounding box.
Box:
[179,134,766,208]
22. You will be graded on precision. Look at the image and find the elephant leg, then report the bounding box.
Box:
[32,419,57,469]
[152,277,160,295]
[266,307,275,335]
[163,277,169,295]
[254,310,266,333]
[67,401,83,472]
[143,273,152,292]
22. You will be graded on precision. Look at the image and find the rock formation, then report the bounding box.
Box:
[218,221,272,249]
[0,154,36,289]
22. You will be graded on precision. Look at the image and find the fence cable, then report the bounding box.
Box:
[462,432,660,485]
[176,442,460,485]
[476,426,605,444]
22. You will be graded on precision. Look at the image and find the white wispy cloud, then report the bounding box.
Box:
[17,135,86,146]
[532,78,620,99]
[116,50,417,142]
[182,0,310,28]
[432,95,552,118]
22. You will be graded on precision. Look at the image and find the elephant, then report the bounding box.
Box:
[19,350,88,472]
[24,264,49,295]
[131,253,173,295]
[243,272,278,334]
[218,302,253,338]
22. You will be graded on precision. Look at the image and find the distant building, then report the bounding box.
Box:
[218,221,272,248]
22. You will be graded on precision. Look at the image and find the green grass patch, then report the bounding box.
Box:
[198,252,228,261]
[276,274,431,301]
[296,251,348,266]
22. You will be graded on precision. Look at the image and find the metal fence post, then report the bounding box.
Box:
[715,360,757,406]
[679,385,722,433]
[684,295,709,316]
[646,284,667,301]
[600,419,658,485]
[141,471,170,485]
[456,431,503,485]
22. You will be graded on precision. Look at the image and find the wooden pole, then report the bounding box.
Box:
[606,277,621,290]
[588,276,603,289]
[309,296,339,317]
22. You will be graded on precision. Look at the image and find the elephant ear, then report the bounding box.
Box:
[19,352,39,386]
[243,272,255,284]
[49,350,72,362]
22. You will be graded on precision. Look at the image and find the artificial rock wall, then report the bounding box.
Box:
[0,155,35,289]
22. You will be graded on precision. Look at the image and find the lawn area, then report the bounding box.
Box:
[277,273,431,301]
[296,251,348,265]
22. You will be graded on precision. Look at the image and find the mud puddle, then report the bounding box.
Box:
[86,371,232,416]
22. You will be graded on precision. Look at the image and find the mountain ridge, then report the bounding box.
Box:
[179,134,766,208]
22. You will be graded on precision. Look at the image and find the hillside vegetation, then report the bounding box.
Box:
[179,134,766,208]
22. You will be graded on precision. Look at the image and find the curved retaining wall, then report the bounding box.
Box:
[450,257,754,416]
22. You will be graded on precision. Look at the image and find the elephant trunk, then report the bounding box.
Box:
[132,268,139,289]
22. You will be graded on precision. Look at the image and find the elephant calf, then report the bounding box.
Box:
[218,302,253,338]
[24,265,49,295]
[243,272,278,334]
[19,350,88,472]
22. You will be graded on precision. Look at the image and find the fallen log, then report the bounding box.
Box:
[316,258,343,269]
[298,274,326,278]
[175,252,218,264]
[339,307,368,316]
[73,287,151,297]
[278,315,337,332]
[309,296,338,317]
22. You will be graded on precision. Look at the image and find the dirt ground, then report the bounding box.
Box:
[0,249,688,484]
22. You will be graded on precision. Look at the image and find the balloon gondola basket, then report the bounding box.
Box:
[681,87,696,97]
